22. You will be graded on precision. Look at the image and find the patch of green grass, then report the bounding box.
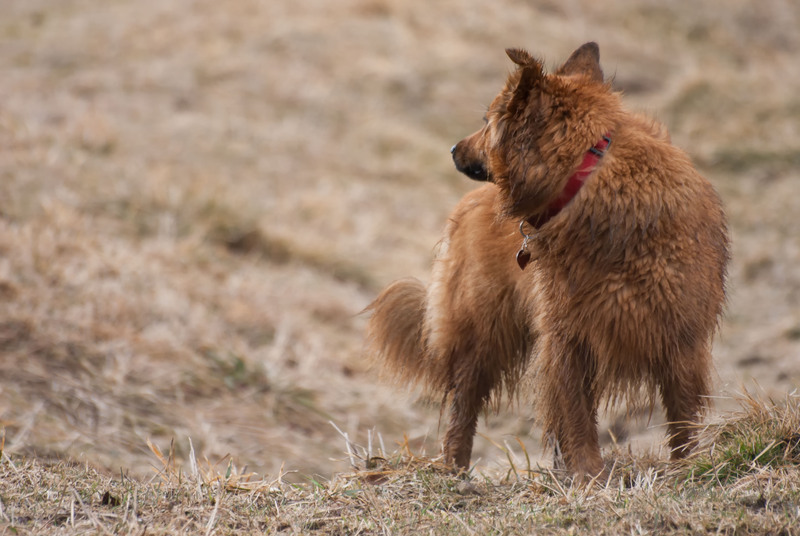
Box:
[682,392,800,486]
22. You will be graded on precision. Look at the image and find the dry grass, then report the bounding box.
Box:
[0,0,800,530]
[2,393,799,534]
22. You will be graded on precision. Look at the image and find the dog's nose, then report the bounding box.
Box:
[450,144,456,154]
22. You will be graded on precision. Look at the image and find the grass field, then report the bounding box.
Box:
[2,393,799,534]
[1,0,800,533]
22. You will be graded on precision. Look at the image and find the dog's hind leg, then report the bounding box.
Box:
[438,302,529,471]
[444,378,491,470]
[659,344,711,459]
[442,361,496,470]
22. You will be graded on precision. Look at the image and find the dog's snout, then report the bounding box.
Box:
[451,138,490,182]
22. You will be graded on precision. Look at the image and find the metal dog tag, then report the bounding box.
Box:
[516,248,531,270]
[516,220,534,270]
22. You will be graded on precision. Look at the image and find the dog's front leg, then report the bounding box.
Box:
[541,336,605,479]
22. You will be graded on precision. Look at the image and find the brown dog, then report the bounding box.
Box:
[365,43,729,478]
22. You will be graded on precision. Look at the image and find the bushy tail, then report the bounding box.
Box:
[364,278,430,388]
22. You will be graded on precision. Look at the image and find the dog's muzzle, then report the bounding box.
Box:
[451,142,490,182]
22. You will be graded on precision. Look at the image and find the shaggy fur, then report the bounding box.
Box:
[365,43,729,478]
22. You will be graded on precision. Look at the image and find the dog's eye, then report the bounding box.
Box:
[482,115,489,125]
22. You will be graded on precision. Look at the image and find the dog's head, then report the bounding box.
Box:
[452,42,621,219]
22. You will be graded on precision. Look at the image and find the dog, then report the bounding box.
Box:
[365,42,729,478]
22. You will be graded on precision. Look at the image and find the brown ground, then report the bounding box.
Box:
[1,0,799,481]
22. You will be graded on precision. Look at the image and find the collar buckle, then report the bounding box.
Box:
[588,135,612,157]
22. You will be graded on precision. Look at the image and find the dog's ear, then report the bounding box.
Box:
[506,51,544,115]
[556,42,603,82]
[506,47,534,67]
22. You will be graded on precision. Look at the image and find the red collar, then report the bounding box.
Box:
[515,133,611,269]
[526,133,612,229]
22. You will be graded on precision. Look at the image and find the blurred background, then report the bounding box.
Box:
[1,0,798,479]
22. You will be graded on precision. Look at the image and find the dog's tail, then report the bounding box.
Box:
[364,278,433,389]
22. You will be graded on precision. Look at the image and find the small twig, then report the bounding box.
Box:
[122,488,132,528]
[378,432,386,458]
[1,450,19,474]
[188,437,205,497]
[502,439,520,481]
[204,484,221,536]
[329,421,358,468]
[515,437,532,477]
[545,468,569,498]
[188,437,199,479]
[604,459,618,489]
[751,439,778,467]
